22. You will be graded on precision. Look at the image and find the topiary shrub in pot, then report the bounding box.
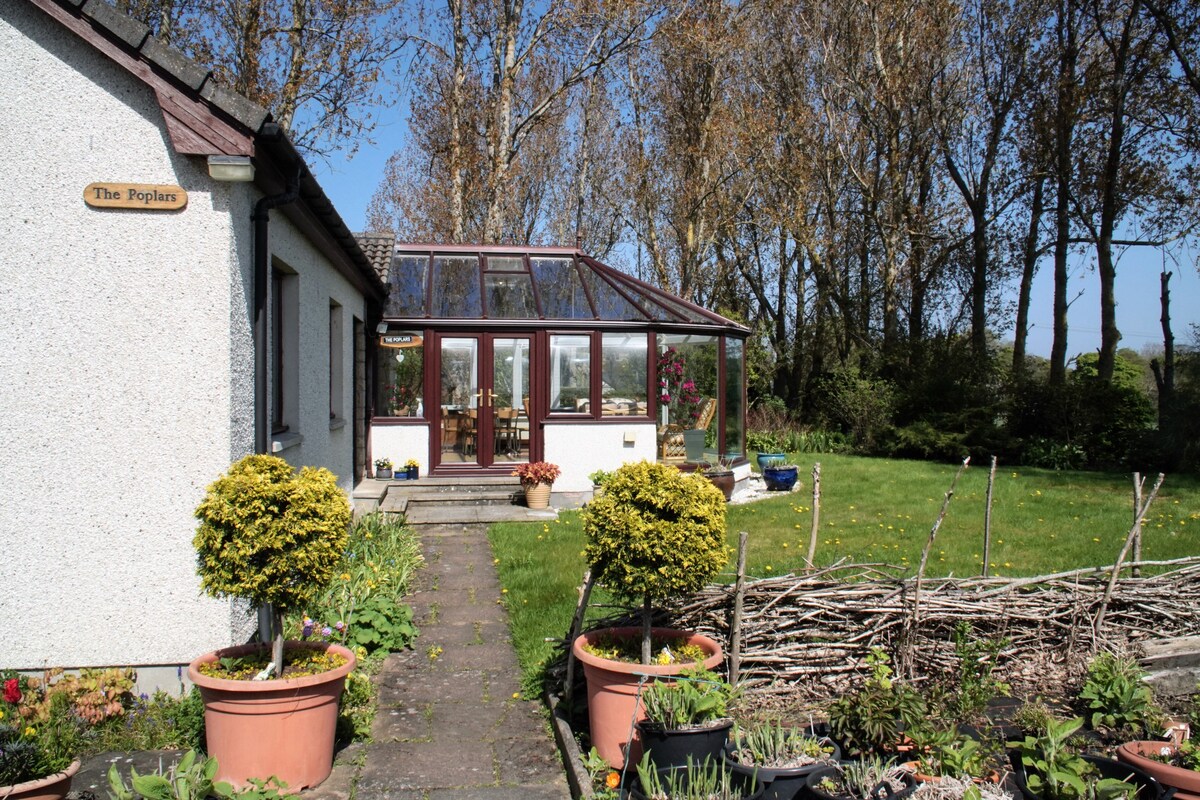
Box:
[576,460,729,768]
[190,454,354,791]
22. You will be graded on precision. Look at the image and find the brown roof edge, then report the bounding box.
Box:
[32,0,387,303]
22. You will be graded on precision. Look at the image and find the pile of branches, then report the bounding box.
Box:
[600,557,1200,703]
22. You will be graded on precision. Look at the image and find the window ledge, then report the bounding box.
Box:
[271,431,304,453]
[329,417,347,431]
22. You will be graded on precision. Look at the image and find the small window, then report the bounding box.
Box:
[549,334,591,413]
[329,301,344,421]
[271,266,299,436]
[387,254,429,317]
[486,256,525,272]
[531,257,591,319]
[601,333,648,416]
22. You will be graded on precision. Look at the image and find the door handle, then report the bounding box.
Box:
[487,390,498,403]
[473,390,484,408]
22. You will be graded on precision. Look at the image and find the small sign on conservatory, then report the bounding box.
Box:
[84,183,188,211]
[380,334,423,349]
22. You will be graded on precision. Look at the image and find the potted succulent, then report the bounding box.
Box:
[827,648,926,757]
[761,462,799,492]
[1117,739,1200,800]
[634,753,763,800]
[0,677,81,800]
[806,755,917,800]
[755,452,787,471]
[575,460,729,767]
[513,461,561,509]
[374,457,394,479]
[638,667,738,770]
[190,454,355,790]
[405,458,420,480]
[723,718,840,800]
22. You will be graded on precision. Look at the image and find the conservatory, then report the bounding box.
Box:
[367,245,749,494]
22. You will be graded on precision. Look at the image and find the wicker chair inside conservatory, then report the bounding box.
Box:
[659,397,717,463]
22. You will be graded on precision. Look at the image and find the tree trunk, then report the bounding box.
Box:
[1013,176,1045,378]
[447,0,467,242]
[641,595,653,666]
[1049,0,1078,387]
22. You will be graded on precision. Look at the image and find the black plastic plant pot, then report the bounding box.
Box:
[723,738,842,800]
[638,719,734,771]
[1009,752,1172,800]
[762,466,799,492]
[805,765,917,800]
[631,761,764,800]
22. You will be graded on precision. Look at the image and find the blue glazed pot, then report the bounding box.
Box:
[756,453,787,471]
[763,465,798,491]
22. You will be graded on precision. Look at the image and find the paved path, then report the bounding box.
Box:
[310,523,570,800]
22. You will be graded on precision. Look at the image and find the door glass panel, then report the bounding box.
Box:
[439,337,479,465]
[492,338,530,463]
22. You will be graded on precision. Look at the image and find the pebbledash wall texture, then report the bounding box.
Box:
[0,0,370,672]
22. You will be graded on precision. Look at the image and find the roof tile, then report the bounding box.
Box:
[356,234,396,282]
[81,0,148,49]
[141,37,209,91]
[200,81,270,132]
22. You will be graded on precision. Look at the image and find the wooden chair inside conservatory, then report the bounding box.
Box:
[658,397,717,463]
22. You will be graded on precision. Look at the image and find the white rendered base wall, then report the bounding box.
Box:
[542,422,658,492]
[370,424,431,476]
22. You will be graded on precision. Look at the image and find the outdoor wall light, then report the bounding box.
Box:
[207,155,255,182]
[376,322,389,333]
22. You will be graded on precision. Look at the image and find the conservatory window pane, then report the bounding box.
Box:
[431,256,481,317]
[531,257,592,319]
[549,334,591,413]
[601,333,648,416]
[485,273,536,318]
[378,332,424,417]
[657,333,719,459]
[724,338,745,457]
[386,255,428,317]
[581,269,648,320]
[487,256,525,272]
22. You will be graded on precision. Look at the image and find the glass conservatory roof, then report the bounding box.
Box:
[382,245,747,331]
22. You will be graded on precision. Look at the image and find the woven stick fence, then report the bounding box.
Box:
[588,557,1200,704]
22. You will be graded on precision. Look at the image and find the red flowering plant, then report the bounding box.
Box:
[0,672,87,786]
[512,461,561,487]
[385,383,415,413]
[656,348,704,426]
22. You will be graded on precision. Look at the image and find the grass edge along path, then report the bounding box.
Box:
[489,454,1200,694]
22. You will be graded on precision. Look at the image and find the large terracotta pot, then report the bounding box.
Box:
[1118,741,1200,800]
[188,641,356,791]
[0,760,80,800]
[571,627,723,769]
[524,481,552,509]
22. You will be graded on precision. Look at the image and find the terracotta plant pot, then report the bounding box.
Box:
[572,627,724,769]
[1118,741,1200,800]
[525,481,552,509]
[0,760,80,800]
[705,469,735,501]
[188,641,356,791]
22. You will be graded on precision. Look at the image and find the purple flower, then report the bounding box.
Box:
[335,621,346,631]
[322,626,333,638]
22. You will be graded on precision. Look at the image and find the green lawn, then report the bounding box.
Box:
[489,454,1200,693]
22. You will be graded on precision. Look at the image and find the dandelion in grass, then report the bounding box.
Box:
[1093,537,1101,542]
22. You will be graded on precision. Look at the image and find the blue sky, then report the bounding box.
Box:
[313,143,1200,363]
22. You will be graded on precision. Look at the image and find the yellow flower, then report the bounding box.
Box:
[341,573,351,581]
[24,726,35,736]
[0,710,5,720]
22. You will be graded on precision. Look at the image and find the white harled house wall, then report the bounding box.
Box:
[0,0,364,674]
